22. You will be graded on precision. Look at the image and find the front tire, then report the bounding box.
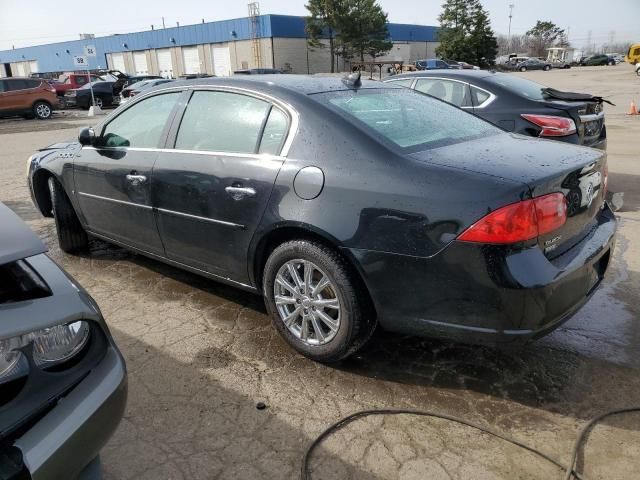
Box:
[519,66,527,72]
[48,177,88,253]
[543,65,551,71]
[263,240,374,362]
[33,101,52,119]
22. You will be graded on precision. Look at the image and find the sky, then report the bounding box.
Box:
[0,0,638,51]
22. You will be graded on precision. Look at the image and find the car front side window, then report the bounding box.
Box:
[175,90,270,154]
[100,92,181,148]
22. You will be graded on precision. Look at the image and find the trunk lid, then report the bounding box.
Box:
[411,133,607,254]
[544,99,605,147]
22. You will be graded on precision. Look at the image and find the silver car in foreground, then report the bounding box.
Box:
[0,202,126,479]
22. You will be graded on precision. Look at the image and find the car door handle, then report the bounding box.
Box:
[225,186,256,200]
[126,174,147,185]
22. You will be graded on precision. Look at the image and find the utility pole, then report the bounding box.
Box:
[586,30,592,54]
[508,4,514,53]
[162,17,166,29]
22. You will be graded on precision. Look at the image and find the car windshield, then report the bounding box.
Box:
[317,88,500,152]
[483,73,546,100]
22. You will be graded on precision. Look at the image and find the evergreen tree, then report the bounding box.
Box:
[436,0,498,66]
[526,21,565,57]
[337,0,393,62]
[305,0,343,72]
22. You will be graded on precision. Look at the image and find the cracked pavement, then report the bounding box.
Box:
[1,66,639,479]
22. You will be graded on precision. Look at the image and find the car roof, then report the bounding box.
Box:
[156,74,398,96]
[388,69,496,81]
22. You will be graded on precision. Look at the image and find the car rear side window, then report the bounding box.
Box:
[26,79,40,88]
[320,88,499,151]
[101,92,180,148]
[175,91,270,153]
[414,78,472,107]
[258,107,288,155]
[471,86,491,106]
[4,79,28,91]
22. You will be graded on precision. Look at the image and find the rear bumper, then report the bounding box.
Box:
[348,203,617,345]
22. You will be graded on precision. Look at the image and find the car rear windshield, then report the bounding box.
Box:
[316,88,499,152]
[483,74,545,100]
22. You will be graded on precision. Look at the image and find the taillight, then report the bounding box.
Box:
[521,114,577,137]
[458,193,567,244]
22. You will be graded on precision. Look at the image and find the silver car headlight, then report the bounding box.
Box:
[0,321,90,384]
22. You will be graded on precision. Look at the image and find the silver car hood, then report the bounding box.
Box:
[0,202,47,265]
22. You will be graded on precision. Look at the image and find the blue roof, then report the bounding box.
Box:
[0,15,438,73]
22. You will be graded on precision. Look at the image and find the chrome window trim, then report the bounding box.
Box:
[398,76,497,110]
[78,192,152,210]
[156,207,245,229]
[412,76,474,108]
[102,83,299,157]
[82,145,286,162]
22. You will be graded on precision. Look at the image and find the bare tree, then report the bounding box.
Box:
[497,33,528,56]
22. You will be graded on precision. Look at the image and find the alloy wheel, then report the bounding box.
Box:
[94,98,103,108]
[274,259,341,346]
[36,103,51,119]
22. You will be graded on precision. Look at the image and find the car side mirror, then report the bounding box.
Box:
[78,127,96,146]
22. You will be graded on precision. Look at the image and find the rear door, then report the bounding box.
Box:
[74,91,182,253]
[0,79,29,111]
[152,88,291,283]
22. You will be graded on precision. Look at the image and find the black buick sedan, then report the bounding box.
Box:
[385,70,607,149]
[27,75,616,362]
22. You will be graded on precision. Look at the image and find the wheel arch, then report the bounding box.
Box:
[31,168,57,217]
[32,98,53,109]
[250,223,378,320]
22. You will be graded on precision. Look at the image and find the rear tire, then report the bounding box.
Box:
[263,240,375,362]
[33,101,52,120]
[48,177,88,253]
[543,65,551,71]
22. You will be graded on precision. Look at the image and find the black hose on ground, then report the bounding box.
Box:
[301,407,640,480]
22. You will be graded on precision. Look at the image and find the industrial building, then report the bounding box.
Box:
[0,13,439,78]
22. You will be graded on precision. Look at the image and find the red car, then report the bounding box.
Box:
[54,73,103,96]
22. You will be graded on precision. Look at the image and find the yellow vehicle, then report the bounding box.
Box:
[624,43,640,64]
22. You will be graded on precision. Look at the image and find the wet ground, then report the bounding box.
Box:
[1,65,639,479]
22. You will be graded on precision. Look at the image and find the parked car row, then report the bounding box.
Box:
[415,59,480,70]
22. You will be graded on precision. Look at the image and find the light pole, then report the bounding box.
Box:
[508,4,514,53]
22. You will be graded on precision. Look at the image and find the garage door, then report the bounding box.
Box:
[157,49,174,78]
[29,61,39,74]
[15,63,26,77]
[182,47,201,75]
[110,53,126,73]
[133,52,148,75]
[212,46,231,77]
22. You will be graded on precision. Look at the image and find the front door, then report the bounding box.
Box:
[73,91,182,254]
[152,89,290,283]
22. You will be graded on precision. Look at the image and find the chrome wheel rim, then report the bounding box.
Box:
[274,259,341,346]
[36,104,50,118]
[94,98,102,108]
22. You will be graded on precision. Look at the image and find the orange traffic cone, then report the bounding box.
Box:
[627,100,638,115]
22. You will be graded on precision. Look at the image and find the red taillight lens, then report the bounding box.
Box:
[534,193,567,235]
[458,193,567,244]
[521,114,577,137]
